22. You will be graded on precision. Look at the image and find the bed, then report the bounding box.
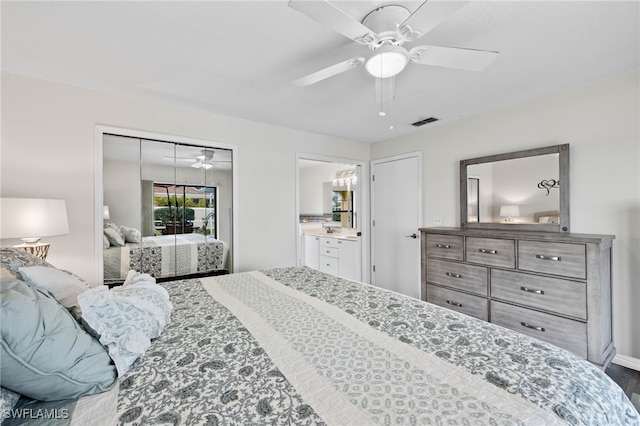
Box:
[103,233,228,281]
[534,210,560,224]
[1,248,637,425]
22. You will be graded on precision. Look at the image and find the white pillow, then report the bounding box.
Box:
[103,234,110,249]
[120,226,141,244]
[78,275,172,375]
[18,266,91,319]
[104,227,125,246]
[538,216,559,224]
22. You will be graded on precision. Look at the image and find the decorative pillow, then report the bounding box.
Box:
[78,271,172,376]
[119,226,141,244]
[104,222,125,238]
[0,387,20,421]
[0,248,52,281]
[0,278,117,401]
[104,227,125,247]
[18,266,91,319]
[103,234,110,249]
[538,216,560,224]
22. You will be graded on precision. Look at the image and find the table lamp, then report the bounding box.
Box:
[1,198,69,259]
[499,205,520,223]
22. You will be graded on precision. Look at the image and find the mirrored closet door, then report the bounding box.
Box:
[103,134,233,284]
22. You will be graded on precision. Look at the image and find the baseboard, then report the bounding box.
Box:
[613,354,640,371]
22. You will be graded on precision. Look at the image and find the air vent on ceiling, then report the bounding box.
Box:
[411,117,439,127]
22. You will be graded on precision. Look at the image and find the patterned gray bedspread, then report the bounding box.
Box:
[75,267,638,425]
[103,234,227,280]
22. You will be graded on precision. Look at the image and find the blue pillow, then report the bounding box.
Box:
[0,278,117,401]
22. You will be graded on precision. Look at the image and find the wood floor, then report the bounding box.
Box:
[606,363,640,413]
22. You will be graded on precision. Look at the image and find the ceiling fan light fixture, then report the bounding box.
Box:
[365,45,408,79]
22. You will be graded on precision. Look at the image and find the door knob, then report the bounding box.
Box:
[405,233,417,239]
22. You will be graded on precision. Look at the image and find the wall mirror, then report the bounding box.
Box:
[103,133,233,283]
[460,144,570,232]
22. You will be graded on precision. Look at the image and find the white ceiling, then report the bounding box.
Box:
[2,1,638,143]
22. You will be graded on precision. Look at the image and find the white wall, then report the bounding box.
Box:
[372,71,640,361]
[1,72,370,281]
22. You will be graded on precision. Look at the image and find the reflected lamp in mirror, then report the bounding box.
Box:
[499,205,520,223]
[1,198,69,259]
[103,205,110,220]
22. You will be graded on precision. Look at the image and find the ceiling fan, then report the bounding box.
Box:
[288,0,499,87]
[166,149,231,170]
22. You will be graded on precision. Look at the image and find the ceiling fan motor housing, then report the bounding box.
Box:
[361,5,412,49]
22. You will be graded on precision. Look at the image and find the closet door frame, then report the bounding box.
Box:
[94,125,238,285]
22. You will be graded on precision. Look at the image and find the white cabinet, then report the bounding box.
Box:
[303,234,319,270]
[309,235,361,281]
[336,238,360,281]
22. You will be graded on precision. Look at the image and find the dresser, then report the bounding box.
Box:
[420,227,615,368]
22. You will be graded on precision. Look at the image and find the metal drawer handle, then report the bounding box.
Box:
[446,272,462,278]
[520,286,544,295]
[446,300,462,307]
[478,249,498,254]
[536,254,561,261]
[436,244,451,249]
[520,322,545,332]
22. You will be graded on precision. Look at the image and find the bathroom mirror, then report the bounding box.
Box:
[460,144,570,232]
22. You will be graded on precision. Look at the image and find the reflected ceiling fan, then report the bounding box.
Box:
[288,0,499,87]
[166,149,231,170]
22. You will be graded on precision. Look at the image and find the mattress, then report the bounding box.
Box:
[8,267,638,425]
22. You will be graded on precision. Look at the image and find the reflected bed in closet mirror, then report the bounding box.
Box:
[460,144,570,232]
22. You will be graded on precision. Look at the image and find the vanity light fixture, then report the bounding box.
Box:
[333,170,358,187]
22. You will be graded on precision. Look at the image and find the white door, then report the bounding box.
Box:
[371,153,421,298]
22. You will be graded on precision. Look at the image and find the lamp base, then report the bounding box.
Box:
[21,237,42,244]
[14,242,50,260]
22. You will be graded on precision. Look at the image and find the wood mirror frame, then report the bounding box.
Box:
[460,144,570,232]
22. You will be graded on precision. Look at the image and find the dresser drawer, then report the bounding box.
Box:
[318,255,339,275]
[427,284,488,321]
[518,240,586,279]
[491,269,586,320]
[466,237,515,268]
[425,234,464,261]
[426,258,488,296]
[319,246,338,258]
[490,301,587,358]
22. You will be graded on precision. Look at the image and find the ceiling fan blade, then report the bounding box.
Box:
[293,57,365,87]
[288,0,374,43]
[409,45,498,71]
[400,0,469,41]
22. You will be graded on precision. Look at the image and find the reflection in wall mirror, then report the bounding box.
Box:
[299,160,360,230]
[103,134,233,283]
[460,144,570,232]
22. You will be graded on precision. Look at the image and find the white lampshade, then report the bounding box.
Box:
[365,45,409,79]
[103,205,110,220]
[1,198,69,243]
[499,205,520,218]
